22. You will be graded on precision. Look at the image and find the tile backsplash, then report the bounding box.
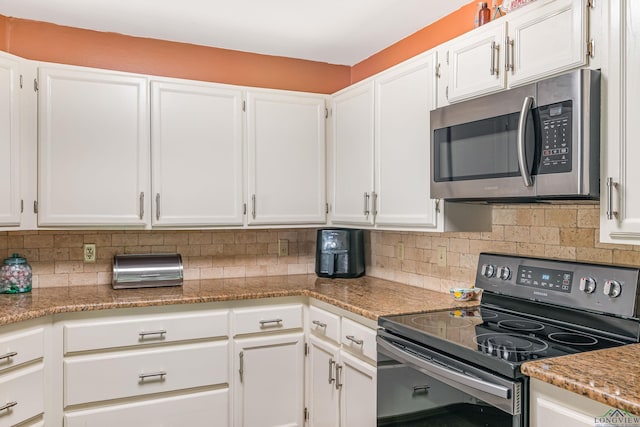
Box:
[4,204,640,291]
[0,229,317,288]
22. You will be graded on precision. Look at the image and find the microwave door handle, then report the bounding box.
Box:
[517,96,534,187]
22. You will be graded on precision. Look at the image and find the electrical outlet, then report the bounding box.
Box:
[278,239,289,257]
[397,243,405,260]
[437,246,447,267]
[83,243,96,263]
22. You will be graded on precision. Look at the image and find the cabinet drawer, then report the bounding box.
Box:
[64,388,229,427]
[0,364,44,427]
[0,327,44,373]
[233,304,303,335]
[341,318,376,362]
[308,306,340,344]
[64,310,229,353]
[64,341,228,406]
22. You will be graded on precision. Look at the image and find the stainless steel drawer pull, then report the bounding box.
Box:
[335,364,343,390]
[0,401,17,412]
[259,319,283,327]
[312,320,327,328]
[155,193,161,220]
[346,335,364,345]
[138,371,167,382]
[139,330,167,339]
[328,358,336,384]
[239,351,244,383]
[607,177,619,220]
[363,192,370,217]
[0,351,17,361]
[413,385,430,394]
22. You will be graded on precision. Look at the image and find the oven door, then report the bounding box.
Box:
[377,332,526,427]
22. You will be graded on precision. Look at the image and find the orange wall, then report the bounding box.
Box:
[1,3,476,93]
[351,2,476,84]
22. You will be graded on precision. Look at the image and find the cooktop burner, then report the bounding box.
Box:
[497,319,544,332]
[548,332,599,346]
[476,333,549,362]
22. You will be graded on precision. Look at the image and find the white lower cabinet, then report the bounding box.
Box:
[306,306,376,427]
[233,333,305,427]
[529,378,613,427]
[64,389,229,427]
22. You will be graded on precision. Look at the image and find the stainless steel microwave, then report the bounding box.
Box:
[430,69,600,202]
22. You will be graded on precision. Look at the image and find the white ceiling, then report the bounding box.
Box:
[0,0,470,66]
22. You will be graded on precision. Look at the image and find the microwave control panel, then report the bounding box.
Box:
[538,100,572,174]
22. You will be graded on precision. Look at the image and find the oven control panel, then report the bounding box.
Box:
[476,253,640,318]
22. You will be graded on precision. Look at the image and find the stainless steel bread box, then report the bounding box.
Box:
[112,254,183,289]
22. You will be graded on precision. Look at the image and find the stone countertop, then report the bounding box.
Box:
[521,343,640,416]
[0,274,478,326]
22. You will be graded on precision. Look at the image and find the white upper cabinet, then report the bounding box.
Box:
[38,66,150,227]
[246,91,326,225]
[442,0,589,104]
[150,80,244,227]
[600,0,640,243]
[331,82,375,226]
[374,54,438,228]
[446,23,507,102]
[0,53,22,227]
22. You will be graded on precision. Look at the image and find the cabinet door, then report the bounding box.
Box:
[234,332,305,427]
[339,351,376,427]
[307,336,340,427]
[151,81,243,226]
[38,67,149,226]
[0,54,21,226]
[331,82,375,225]
[246,91,326,225]
[446,23,506,102]
[375,54,439,227]
[507,0,588,88]
[601,0,640,243]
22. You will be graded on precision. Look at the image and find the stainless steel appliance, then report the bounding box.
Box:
[315,228,365,278]
[430,69,600,202]
[377,253,640,426]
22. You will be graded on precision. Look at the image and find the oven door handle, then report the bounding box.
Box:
[377,336,511,400]
[517,96,534,188]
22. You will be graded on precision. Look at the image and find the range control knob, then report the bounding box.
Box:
[579,277,596,294]
[481,264,496,278]
[497,266,512,281]
[604,280,622,298]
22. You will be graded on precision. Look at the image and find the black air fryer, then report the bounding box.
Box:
[315,229,365,278]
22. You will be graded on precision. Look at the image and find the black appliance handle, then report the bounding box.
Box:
[377,335,514,403]
[517,96,534,188]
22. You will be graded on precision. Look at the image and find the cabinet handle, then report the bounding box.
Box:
[0,401,17,412]
[346,335,364,345]
[372,192,378,216]
[490,41,500,77]
[607,177,619,220]
[138,329,167,340]
[0,351,17,362]
[138,371,166,382]
[328,358,336,384]
[239,351,244,383]
[251,194,256,219]
[312,320,327,328]
[155,193,160,220]
[335,364,343,390]
[435,63,441,79]
[363,192,370,217]
[139,192,145,220]
[505,37,515,72]
[413,385,430,395]
[259,319,283,327]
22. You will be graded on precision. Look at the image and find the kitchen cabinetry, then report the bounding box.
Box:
[529,378,613,427]
[150,80,244,227]
[37,66,150,226]
[331,55,491,231]
[600,0,640,243]
[306,305,376,427]
[0,319,48,426]
[442,0,589,103]
[246,91,326,225]
[0,53,21,227]
[59,306,230,425]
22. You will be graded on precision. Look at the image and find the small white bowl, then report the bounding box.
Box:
[450,287,481,301]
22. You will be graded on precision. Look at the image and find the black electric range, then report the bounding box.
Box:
[377,253,640,426]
